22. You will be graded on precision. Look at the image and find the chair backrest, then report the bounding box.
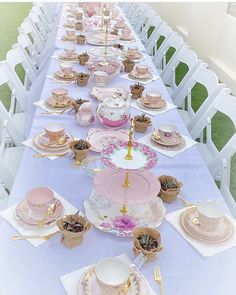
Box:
[135,7,156,35]
[27,11,49,43]
[152,31,185,72]
[139,15,162,45]
[31,6,52,33]
[146,22,172,56]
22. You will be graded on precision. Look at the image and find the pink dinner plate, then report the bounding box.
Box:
[86,128,129,153]
[94,167,161,204]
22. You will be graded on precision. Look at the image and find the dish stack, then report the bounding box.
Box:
[84,120,166,237]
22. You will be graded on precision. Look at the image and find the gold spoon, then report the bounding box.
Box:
[41,109,66,115]
[37,204,56,228]
[33,152,67,158]
[123,278,131,294]
[11,231,59,241]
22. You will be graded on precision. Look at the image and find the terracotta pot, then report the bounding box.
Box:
[134,120,151,133]
[75,73,90,87]
[130,84,145,99]
[76,22,83,31]
[76,35,86,45]
[57,215,91,249]
[79,54,89,66]
[122,59,135,73]
[158,175,183,203]
[69,140,91,161]
[133,227,162,261]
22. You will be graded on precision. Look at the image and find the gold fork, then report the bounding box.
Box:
[11,231,59,241]
[41,109,66,115]
[37,203,56,228]
[33,152,67,158]
[178,196,195,207]
[154,266,165,295]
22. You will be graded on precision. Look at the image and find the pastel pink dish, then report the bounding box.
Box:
[26,187,54,217]
[136,65,149,75]
[145,91,162,105]
[64,47,76,57]
[121,28,131,39]
[51,88,68,102]
[45,123,65,141]
[127,46,138,57]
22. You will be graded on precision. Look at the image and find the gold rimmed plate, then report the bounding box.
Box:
[137,97,167,109]
[33,133,73,153]
[151,132,184,147]
[45,96,74,109]
[53,71,76,82]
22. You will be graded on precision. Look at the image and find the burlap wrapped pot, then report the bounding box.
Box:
[130,84,145,99]
[133,227,162,261]
[158,175,183,203]
[134,117,151,133]
[75,73,90,87]
[76,35,86,45]
[75,22,83,31]
[122,59,135,73]
[69,140,91,161]
[78,54,89,66]
[57,215,91,249]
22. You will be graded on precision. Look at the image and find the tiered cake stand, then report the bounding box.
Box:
[85,119,166,237]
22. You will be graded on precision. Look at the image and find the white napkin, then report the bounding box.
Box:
[121,73,160,85]
[130,99,177,116]
[138,133,197,158]
[22,137,71,160]
[46,74,76,85]
[165,208,236,258]
[60,253,157,295]
[0,191,78,247]
[34,100,72,114]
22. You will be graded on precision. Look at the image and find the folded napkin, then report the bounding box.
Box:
[165,208,236,258]
[0,191,78,247]
[60,253,157,295]
[130,99,177,116]
[138,132,197,158]
[121,73,160,85]
[46,74,76,85]
[34,100,72,114]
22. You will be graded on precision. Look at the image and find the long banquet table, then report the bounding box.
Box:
[0,3,236,295]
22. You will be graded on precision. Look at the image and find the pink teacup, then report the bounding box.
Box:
[111,7,119,18]
[51,88,68,102]
[116,18,125,27]
[45,123,65,142]
[127,46,138,57]
[121,28,131,39]
[145,91,162,105]
[64,47,76,57]
[60,62,73,75]
[136,65,149,75]
[66,29,76,37]
[94,71,108,86]
[26,187,54,218]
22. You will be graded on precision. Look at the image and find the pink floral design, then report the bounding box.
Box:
[112,214,136,230]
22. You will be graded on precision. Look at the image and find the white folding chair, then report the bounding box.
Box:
[152,32,186,76]
[161,45,203,97]
[0,119,24,191]
[175,64,225,128]
[135,7,156,36]
[146,22,173,57]
[139,16,163,46]
[0,181,9,211]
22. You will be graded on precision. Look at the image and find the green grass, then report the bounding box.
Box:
[0,3,32,109]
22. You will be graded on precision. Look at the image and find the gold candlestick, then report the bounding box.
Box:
[125,118,135,160]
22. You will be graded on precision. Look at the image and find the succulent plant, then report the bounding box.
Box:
[161,178,177,191]
[71,99,89,112]
[132,83,144,89]
[134,113,151,123]
[78,34,85,38]
[138,234,158,251]
[113,43,124,51]
[76,72,89,79]
[73,139,90,150]
[80,52,89,57]
[62,220,84,233]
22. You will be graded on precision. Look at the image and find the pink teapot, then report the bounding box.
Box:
[76,102,95,126]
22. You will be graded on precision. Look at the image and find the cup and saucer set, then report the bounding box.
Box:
[33,123,73,155]
[129,64,153,82]
[151,124,186,149]
[54,62,77,82]
[58,47,79,62]
[44,88,74,110]
[77,257,150,295]
[15,187,64,228]
[119,28,135,42]
[137,91,167,110]
[122,46,144,61]
[180,200,234,243]
[62,28,77,41]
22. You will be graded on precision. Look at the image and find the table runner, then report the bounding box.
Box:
[0,4,236,295]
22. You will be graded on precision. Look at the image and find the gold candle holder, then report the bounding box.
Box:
[125,118,135,160]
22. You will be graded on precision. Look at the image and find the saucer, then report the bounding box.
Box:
[15,198,64,228]
[138,97,167,109]
[151,132,184,146]
[123,52,143,60]
[120,36,135,41]
[45,96,73,108]
[129,69,152,80]
[114,24,126,29]
[54,71,76,81]
[77,266,149,295]
[62,35,76,41]
[58,53,79,62]
[37,133,73,149]
[180,207,234,243]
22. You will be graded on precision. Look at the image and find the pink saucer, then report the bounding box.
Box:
[15,198,64,228]
[129,69,151,79]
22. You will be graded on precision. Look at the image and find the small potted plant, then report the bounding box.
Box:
[113,43,124,51]
[122,59,135,73]
[78,52,89,66]
[75,21,83,31]
[70,139,91,161]
[130,83,145,99]
[75,72,90,87]
[57,214,91,249]
[71,98,89,112]
[133,227,162,261]
[158,175,183,203]
[111,28,119,35]
[134,113,152,133]
[76,34,86,45]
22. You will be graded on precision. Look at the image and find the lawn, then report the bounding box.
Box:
[0,6,235,200]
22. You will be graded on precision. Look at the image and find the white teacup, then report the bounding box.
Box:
[194,200,225,231]
[127,46,138,57]
[158,124,177,139]
[94,71,108,86]
[95,257,130,294]
[64,47,76,57]
[45,123,65,142]
[145,91,162,105]
[60,62,73,75]
[136,65,149,75]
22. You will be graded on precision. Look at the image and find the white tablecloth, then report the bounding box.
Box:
[0,4,236,295]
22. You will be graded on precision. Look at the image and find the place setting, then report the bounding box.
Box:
[130,90,177,116]
[46,62,77,85]
[51,47,80,63]
[121,46,146,62]
[138,123,197,158]
[22,123,74,160]
[34,88,74,115]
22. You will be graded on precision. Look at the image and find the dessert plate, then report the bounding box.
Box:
[86,128,129,153]
[120,36,135,41]
[94,32,120,42]
[129,70,151,80]
[123,52,144,61]
[45,96,74,108]
[151,132,184,146]
[90,86,128,101]
[15,198,64,228]
[37,133,73,149]
[77,266,149,294]
[61,35,77,41]
[89,47,121,58]
[84,190,166,237]
[86,36,114,46]
[180,207,234,243]
[53,71,76,82]
[94,167,161,203]
[101,141,158,171]
[137,97,167,109]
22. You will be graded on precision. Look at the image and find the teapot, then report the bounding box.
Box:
[97,96,130,128]
[76,102,95,126]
